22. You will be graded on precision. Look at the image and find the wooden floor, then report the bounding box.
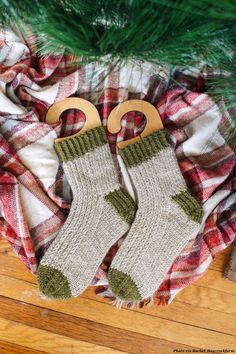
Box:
[0,239,235,354]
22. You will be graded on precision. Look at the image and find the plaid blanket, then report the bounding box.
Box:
[0,28,235,305]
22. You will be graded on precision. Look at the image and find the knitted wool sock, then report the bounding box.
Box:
[108,129,203,302]
[37,126,136,299]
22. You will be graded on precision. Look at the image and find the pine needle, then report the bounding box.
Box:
[0,0,235,144]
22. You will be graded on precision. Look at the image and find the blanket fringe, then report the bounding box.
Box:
[95,286,169,309]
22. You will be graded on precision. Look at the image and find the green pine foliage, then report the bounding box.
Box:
[0,0,236,142]
[0,0,235,67]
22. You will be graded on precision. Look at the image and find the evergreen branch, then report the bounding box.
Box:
[0,0,236,144]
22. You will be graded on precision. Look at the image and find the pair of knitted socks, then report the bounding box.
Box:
[37,126,203,302]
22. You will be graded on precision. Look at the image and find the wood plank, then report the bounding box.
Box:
[175,284,236,316]
[0,340,46,354]
[0,318,127,354]
[0,253,36,283]
[1,239,236,352]
[0,255,236,334]
[83,288,236,335]
[0,239,16,257]
[209,247,231,272]
[1,253,236,336]
[0,242,236,332]
[191,269,236,295]
[0,295,195,354]
[0,275,235,350]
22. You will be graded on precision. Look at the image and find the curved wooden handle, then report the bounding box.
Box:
[107,100,163,148]
[45,97,101,143]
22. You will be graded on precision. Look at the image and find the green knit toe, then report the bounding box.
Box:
[108,268,142,301]
[37,265,72,299]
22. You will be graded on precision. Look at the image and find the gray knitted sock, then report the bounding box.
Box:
[37,126,136,299]
[108,129,203,302]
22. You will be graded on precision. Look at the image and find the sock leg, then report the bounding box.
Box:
[108,129,203,301]
[37,127,136,299]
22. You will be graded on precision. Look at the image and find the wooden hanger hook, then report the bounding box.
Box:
[45,97,101,143]
[107,100,163,149]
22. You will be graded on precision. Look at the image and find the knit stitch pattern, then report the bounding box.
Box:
[108,129,203,301]
[37,127,136,299]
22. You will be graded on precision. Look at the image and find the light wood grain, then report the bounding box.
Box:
[0,295,194,354]
[0,273,235,349]
[45,97,101,143]
[0,318,127,354]
[0,239,235,353]
[84,288,236,336]
[107,100,163,148]
[0,340,46,354]
[209,247,232,271]
[194,268,236,294]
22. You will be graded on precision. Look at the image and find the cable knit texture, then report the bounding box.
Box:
[108,129,203,301]
[37,127,136,299]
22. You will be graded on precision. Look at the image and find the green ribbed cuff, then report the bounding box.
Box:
[55,126,107,163]
[119,129,171,168]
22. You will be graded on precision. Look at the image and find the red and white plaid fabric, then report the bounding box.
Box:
[0,28,235,304]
